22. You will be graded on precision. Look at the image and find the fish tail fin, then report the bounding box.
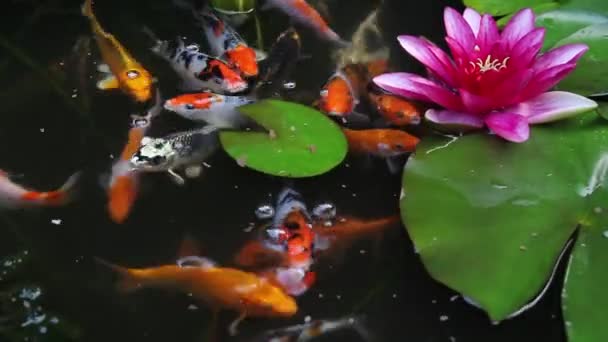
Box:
[350,316,375,341]
[22,171,82,206]
[81,0,93,18]
[94,257,142,293]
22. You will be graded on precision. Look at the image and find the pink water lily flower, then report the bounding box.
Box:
[373,7,597,142]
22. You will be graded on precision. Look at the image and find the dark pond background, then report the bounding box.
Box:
[0,0,566,341]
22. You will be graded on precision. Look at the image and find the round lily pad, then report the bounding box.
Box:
[219,100,347,177]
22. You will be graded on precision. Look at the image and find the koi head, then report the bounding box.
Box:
[198,60,248,94]
[164,92,219,114]
[243,280,297,317]
[129,137,174,171]
[120,67,154,103]
[226,45,259,78]
[375,130,420,157]
[319,75,355,116]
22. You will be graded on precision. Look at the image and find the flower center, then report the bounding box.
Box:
[469,55,510,74]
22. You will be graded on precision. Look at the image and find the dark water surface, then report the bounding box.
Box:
[1,0,566,341]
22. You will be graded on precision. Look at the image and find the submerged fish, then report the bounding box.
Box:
[0,171,80,209]
[342,128,419,157]
[368,93,422,127]
[129,126,220,185]
[258,28,302,86]
[251,315,369,342]
[164,92,253,128]
[82,0,154,102]
[107,91,163,223]
[197,8,258,77]
[96,256,297,325]
[262,0,348,46]
[148,35,247,94]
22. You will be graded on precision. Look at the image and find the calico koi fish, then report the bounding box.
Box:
[148,35,247,94]
[313,215,400,255]
[342,128,420,157]
[198,9,258,77]
[96,256,297,329]
[164,92,253,128]
[129,126,220,185]
[82,0,154,102]
[0,171,80,209]
[262,0,348,46]
[107,91,163,223]
[368,93,422,127]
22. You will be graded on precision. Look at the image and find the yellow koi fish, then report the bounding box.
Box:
[82,0,154,102]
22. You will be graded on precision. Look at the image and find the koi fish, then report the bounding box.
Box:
[107,91,163,223]
[147,33,248,94]
[368,93,422,127]
[0,171,80,209]
[129,126,220,185]
[163,92,253,128]
[318,64,369,122]
[262,0,348,46]
[197,8,258,77]
[251,315,370,342]
[96,256,297,327]
[82,0,154,102]
[342,128,419,157]
[313,215,400,255]
[258,28,302,87]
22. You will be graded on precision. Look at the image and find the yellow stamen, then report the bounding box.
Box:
[469,55,510,73]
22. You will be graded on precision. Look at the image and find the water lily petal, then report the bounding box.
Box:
[501,8,535,48]
[398,35,457,87]
[445,36,469,69]
[425,108,484,131]
[487,68,533,108]
[485,112,530,143]
[374,73,463,110]
[510,28,545,70]
[505,91,598,124]
[521,63,576,100]
[476,14,499,56]
[463,8,482,37]
[444,7,475,53]
[533,43,589,72]
[459,88,497,114]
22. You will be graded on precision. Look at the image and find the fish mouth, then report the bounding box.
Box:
[133,88,153,103]
[225,81,249,94]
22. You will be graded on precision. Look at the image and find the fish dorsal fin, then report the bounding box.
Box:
[177,256,215,269]
[176,234,202,259]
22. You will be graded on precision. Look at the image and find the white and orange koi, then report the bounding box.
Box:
[0,171,79,209]
[164,92,253,128]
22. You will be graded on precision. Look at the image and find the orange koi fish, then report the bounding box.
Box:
[262,0,348,46]
[198,8,258,77]
[164,92,253,128]
[0,171,80,209]
[313,215,400,255]
[342,128,420,157]
[318,64,369,120]
[107,91,162,223]
[97,256,297,323]
[368,93,422,127]
[82,0,154,102]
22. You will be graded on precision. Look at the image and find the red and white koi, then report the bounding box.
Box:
[0,171,79,209]
[164,92,254,128]
[149,36,247,94]
[262,0,348,46]
[197,9,259,78]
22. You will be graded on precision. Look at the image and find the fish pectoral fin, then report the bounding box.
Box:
[96,63,110,73]
[386,156,404,175]
[228,311,248,336]
[254,48,268,62]
[167,169,186,185]
[184,165,203,178]
[97,74,119,90]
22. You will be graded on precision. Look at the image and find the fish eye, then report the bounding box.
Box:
[396,111,405,118]
[126,70,140,79]
[211,66,224,79]
[395,143,404,150]
[185,103,195,110]
[154,142,164,149]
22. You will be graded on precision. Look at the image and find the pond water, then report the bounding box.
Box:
[0,0,566,341]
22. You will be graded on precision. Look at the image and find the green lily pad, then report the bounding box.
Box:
[535,9,608,50]
[554,23,608,96]
[463,0,556,16]
[496,2,561,27]
[219,100,347,177]
[560,0,608,16]
[401,113,608,337]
